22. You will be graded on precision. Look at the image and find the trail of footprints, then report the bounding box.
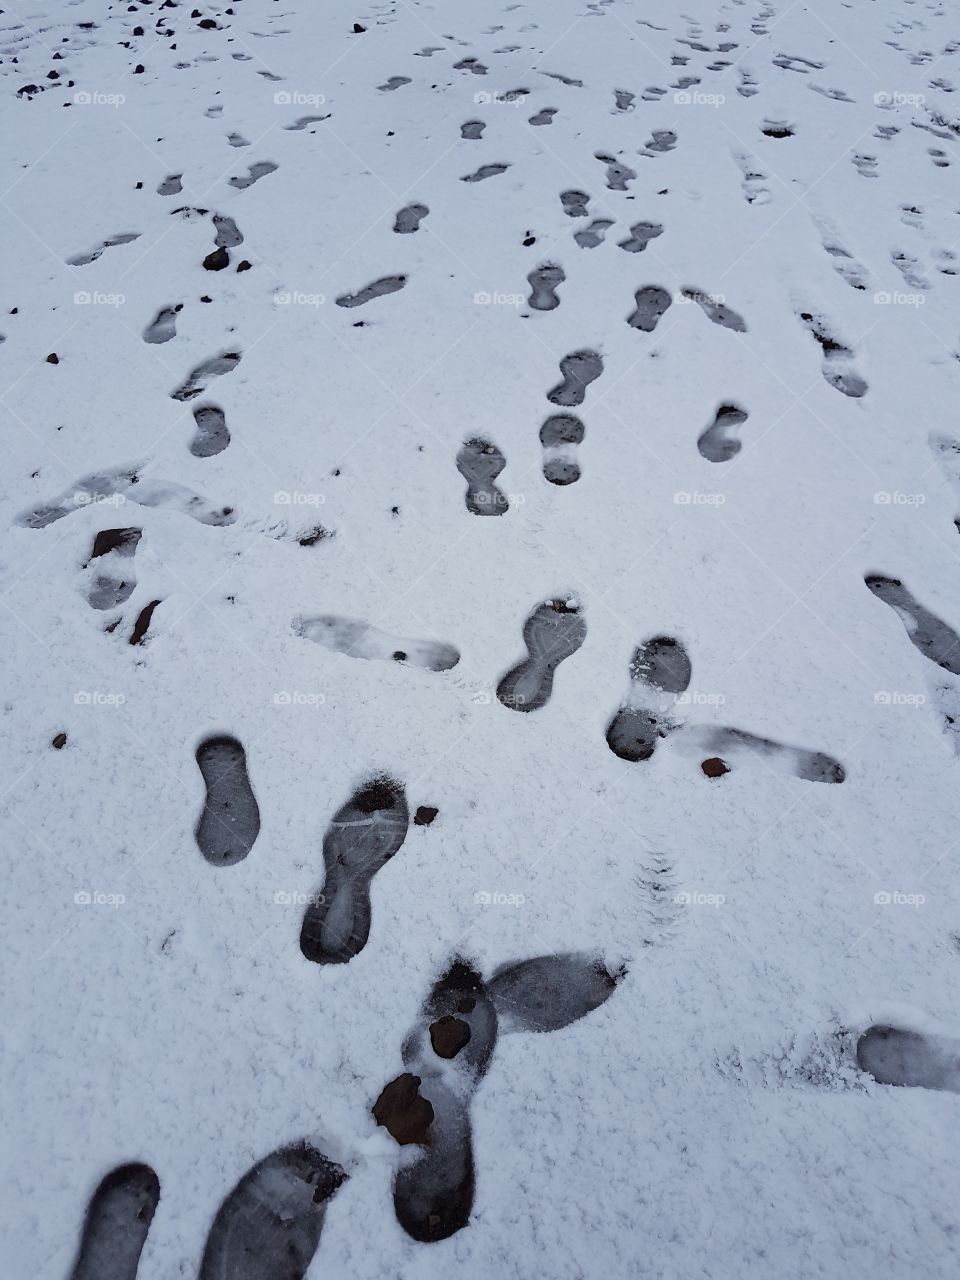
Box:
[30,12,952,1268]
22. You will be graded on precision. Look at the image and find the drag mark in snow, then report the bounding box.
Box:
[497,597,586,712]
[299,778,409,965]
[294,614,460,670]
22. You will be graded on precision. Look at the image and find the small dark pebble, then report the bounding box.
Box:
[52,733,67,750]
[701,757,729,778]
[414,806,438,826]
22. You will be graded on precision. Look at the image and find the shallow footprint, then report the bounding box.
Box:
[857,1025,960,1092]
[199,1144,347,1280]
[461,164,510,183]
[698,403,747,462]
[394,203,428,233]
[682,287,747,331]
[865,575,960,674]
[194,735,261,866]
[540,414,584,485]
[457,438,508,515]
[295,614,460,671]
[529,107,557,125]
[335,275,406,308]
[142,304,181,344]
[190,405,230,457]
[227,160,277,189]
[606,636,691,762]
[526,262,564,310]
[68,1163,160,1280]
[627,286,672,332]
[487,953,622,1032]
[497,597,586,712]
[300,777,409,965]
[547,349,603,406]
[85,527,141,610]
[460,120,485,139]
[684,725,845,783]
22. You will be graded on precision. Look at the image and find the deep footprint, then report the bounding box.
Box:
[295,614,460,671]
[865,575,960,674]
[618,221,663,253]
[698,403,747,462]
[540,414,584,485]
[142,304,181,344]
[394,203,429,233]
[798,311,867,398]
[526,263,565,310]
[199,1144,347,1280]
[606,636,691,762]
[547,349,603,406]
[497,597,586,712]
[190,405,230,457]
[376,953,621,1242]
[85,527,141,610]
[67,1163,160,1280]
[857,1025,960,1092]
[300,778,409,964]
[682,288,747,331]
[627,286,672,332]
[335,275,406,308]
[194,735,261,866]
[457,438,508,515]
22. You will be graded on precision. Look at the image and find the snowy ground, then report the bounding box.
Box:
[3,0,960,1275]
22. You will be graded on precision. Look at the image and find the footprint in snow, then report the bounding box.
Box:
[681,287,747,331]
[864,575,960,674]
[540,414,584,485]
[394,203,428,233]
[614,89,635,111]
[640,129,677,156]
[378,75,411,90]
[156,173,182,195]
[697,403,748,462]
[283,114,330,130]
[618,221,663,253]
[627,285,672,332]
[190,404,230,457]
[857,1025,960,1093]
[67,232,141,266]
[797,311,867,398]
[294,613,460,671]
[194,734,261,866]
[595,151,636,190]
[300,777,409,964]
[142,303,181,344]
[17,468,236,529]
[529,107,557,125]
[84,527,141,610]
[547,349,604,406]
[560,189,590,217]
[526,262,564,310]
[574,218,614,248]
[460,120,485,139]
[171,350,241,401]
[199,1144,347,1280]
[374,953,622,1242]
[497,597,586,712]
[66,1163,160,1280]
[227,160,277,189]
[335,275,406,307]
[607,636,691,762]
[457,438,509,515]
[461,164,510,182]
[682,725,846,783]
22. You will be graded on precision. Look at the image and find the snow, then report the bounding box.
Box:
[2,0,960,1275]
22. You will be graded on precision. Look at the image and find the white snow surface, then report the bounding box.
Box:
[3,0,960,1276]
